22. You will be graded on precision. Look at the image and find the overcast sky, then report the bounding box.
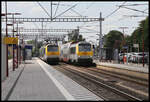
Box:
[1,1,149,44]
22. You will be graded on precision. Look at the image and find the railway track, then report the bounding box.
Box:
[81,66,148,86]
[51,62,148,101]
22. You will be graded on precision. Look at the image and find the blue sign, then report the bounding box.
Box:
[123,46,128,49]
[25,45,32,49]
[13,44,17,49]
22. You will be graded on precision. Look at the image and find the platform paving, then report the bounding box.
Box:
[2,59,66,100]
[94,60,149,73]
[2,57,103,101]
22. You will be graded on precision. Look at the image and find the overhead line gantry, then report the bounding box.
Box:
[2,28,77,32]
[1,17,104,22]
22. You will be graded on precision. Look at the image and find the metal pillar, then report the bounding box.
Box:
[16,22,19,68]
[12,14,15,71]
[119,27,128,64]
[142,26,145,67]
[5,1,9,77]
[51,1,52,20]
[1,35,7,81]
[99,12,102,61]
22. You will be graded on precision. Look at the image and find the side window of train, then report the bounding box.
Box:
[43,48,45,55]
[41,48,43,55]
[73,47,76,54]
[70,48,72,54]
[61,50,63,55]
[70,47,76,54]
[93,45,95,49]
[70,48,73,54]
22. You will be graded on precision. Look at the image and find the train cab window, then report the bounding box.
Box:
[47,45,58,52]
[79,44,91,52]
[70,47,76,54]
[43,48,45,55]
[61,50,63,55]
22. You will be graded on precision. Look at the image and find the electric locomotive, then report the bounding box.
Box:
[40,43,60,64]
[60,41,94,65]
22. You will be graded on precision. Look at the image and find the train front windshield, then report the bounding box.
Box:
[47,45,58,52]
[79,44,91,52]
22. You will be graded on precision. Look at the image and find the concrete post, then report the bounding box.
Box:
[99,12,102,61]
[1,35,7,81]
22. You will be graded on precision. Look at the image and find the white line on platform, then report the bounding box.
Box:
[37,59,75,100]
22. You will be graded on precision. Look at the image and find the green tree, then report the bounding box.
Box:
[70,34,85,42]
[130,16,149,52]
[27,40,34,44]
[142,17,149,51]
[78,35,85,41]
[104,30,124,50]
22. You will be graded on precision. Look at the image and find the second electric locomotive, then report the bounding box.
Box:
[60,41,94,65]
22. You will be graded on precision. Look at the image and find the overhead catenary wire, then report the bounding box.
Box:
[143,8,148,11]
[78,3,96,28]
[86,2,94,9]
[37,2,51,18]
[53,1,60,17]
[53,3,78,19]
[32,22,40,29]
[105,1,126,19]
[79,2,126,31]
[118,6,148,21]
[70,8,84,17]
[116,3,148,7]
[46,2,78,29]
[118,6,148,14]
[37,2,54,29]
[37,2,52,34]
[80,27,99,32]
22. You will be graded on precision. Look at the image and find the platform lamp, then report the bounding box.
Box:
[1,13,9,77]
[140,26,145,67]
[138,21,145,67]
[18,27,24,64]
[7,13,21,70]
[15,21,24,67]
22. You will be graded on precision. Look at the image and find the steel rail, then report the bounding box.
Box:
[55,63,142,101]
[87,67,148,86]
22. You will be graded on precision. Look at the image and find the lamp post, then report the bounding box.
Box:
[1,2,8,77]
[6,13,21,70]
[137,20,145,67]
[15,21,23,68]
[119,27,128,64]
[5,2,8,77]
[1,3,16,76]
[99,12,102,61]
[140,26,145,67]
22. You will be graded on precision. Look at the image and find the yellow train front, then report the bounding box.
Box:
[76,42,93,64]
[60,41,95,66]
[40,44,60,64]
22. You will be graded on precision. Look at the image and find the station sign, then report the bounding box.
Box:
[25,45,33,49]
[123,46,128,49]
[3,37,18,44]
[133,44,139,48]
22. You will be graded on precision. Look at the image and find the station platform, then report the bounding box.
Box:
[94,60,149,74]
[2,57,103,100]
